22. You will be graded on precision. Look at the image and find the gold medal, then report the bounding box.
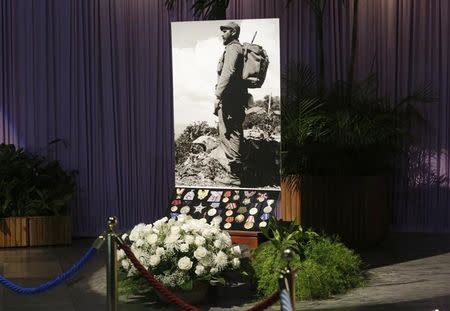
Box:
[244,222,254,230]
[259,221,267,228]
[170,206,178,212]
[224,222,232,229]
[235,214,245,223]
[225,210,233,217]
[263,206,272,213]
[180,206,190,214]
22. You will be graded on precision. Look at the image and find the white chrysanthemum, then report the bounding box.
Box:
[129,223,146,241]
[200,256,213,267]
[171,225,181,235]
[214,251,228,269]
[149,255,161,267]
[155,247,165,257]
[180,243,189,253]
[178,257,193,271]
[153,217,168,228]
[165,233,180,244]
[194,236,206,246]
[121,233,129,241]
[142,224,153,235]
[135,238,144,247]
[145,233,158,244]
[213,239,223,249]
[184,235,195,245]
[232,257,240,268]
[210,267,218,275]
[232,245,241,256]
[177,214,188,223]
[218,232,232,246]
[121,259,130,270]
[210,217,222,226]
[195,264,205,276]
[129,229,139,242]
[194,246,208,259]
[117,249,125,260]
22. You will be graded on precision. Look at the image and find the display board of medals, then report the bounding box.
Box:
[169,188,280,231]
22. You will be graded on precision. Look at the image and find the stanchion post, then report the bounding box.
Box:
[283,248,296,310]
[106,216,118,311]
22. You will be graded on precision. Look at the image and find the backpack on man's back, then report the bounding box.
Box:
[242,32,269,89]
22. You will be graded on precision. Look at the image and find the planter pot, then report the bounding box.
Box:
[28,216,72,246]
[282,175,389,248]
[0,215,71,248]
[281,176,301,223]
[0,217,28,247]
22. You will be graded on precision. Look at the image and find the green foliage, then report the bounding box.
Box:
[175,121,218,165]
[282,63,434,177]
[259,217,318,259]
[252,236,365,300]
[0,144,77,217]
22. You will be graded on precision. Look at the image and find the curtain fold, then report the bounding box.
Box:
[0,0,449,234]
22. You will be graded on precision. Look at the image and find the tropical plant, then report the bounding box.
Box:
[259,217,318,259]
[0,143,77,217]
[282,64,434,178]
[253,219,365,299]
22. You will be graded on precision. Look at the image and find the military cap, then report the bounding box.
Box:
[220,21,240,33]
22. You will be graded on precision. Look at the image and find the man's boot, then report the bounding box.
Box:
[225,161,242,186]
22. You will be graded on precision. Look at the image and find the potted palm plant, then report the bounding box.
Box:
[281,63,433,246]
[281,0,434,247]
[0,143,76,247]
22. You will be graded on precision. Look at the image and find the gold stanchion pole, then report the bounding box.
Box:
[283,248,296,309]
[106,216,118,311]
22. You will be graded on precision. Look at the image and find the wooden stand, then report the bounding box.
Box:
[228,230,265,249]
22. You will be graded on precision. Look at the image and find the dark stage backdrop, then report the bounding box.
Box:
[1,0,449,235]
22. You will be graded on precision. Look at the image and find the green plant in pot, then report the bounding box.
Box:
[282,61,434,246]
[0,143,77,217]
[281,0,434,246]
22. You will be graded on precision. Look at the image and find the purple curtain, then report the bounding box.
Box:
[1,0,449,234]
[0,0,175,235]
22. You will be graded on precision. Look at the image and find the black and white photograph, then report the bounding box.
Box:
[172,18,281,189]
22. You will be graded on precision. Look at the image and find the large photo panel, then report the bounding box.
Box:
[172,18,281,190]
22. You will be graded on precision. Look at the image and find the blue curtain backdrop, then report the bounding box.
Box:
[1,0,449,235]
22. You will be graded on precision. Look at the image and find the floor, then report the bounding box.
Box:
[0,234,449,311]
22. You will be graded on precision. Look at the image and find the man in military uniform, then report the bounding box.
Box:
[214,21,248,186]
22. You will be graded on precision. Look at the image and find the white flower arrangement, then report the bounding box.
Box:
[118,215,241,290]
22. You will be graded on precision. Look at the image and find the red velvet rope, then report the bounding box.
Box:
[119,242,280,311]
